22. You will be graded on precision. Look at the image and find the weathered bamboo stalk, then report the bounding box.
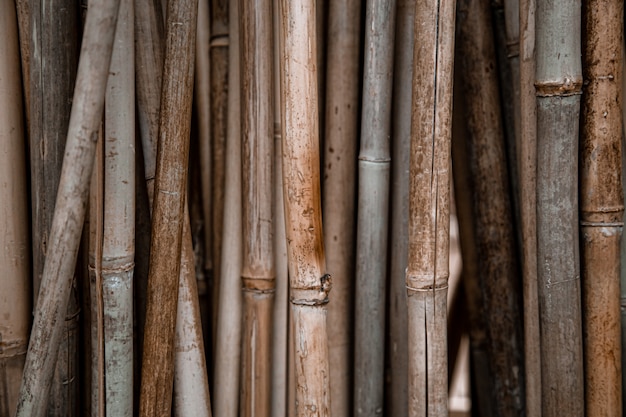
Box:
[14,0,29,126]
[502,0,520,170]
[280,1,332,415]
[0,4,29,414]
[322,0,360,414]
[15,0,121,414]
[580,1,624,415]
[407,0,455,415]
[535,0,584,414]
[354,0,395,415]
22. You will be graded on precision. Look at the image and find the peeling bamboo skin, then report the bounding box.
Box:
[581,0,624,415]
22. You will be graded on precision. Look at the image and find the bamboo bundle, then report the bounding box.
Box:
[580,0,624,415]
[407,0,455,415]
[322,0,361,414]
[279,0,332,415]
[535,0,584,414]
[0,3,29,414]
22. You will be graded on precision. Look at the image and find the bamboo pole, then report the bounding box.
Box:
[322,0,361,414]
[14,0,29,126]
[502,0,520,172]
[354,0,395,415]
[535,0,584,414]
[279,1,332,415]
[0,4,29,414]
[407,0,455,415]
[580,0,624,415]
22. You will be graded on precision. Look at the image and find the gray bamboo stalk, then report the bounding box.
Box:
[354,0,395,415]
[322,0,361,414]
[407,0,455,415]
[279,0,332,415]
[535,0,584,414]
[0,4,29,413]
[15,0,121,414]
[580,1,624,415]
[238,0,275,414]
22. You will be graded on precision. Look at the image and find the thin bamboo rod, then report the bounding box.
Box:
[322,0,361,414]
[502,0,520,175]
[279,1,332,415]
[14,0,29,127]
[407,0,455,415]
[15,0,121,414]
[580,1,624,415]
[0,4,29,414]
[535,0,584,414]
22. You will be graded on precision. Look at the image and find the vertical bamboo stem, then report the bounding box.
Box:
[407,0,455,415]
[580,0,624,415]
[535,0,584,414]
[14,0,29,126]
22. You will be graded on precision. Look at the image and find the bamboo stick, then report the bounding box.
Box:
[535,0,584,414]
[322,0,361,414]
[0,3,29,414]
[279,1,332,415]
[354,0,395,415]
[407,0,455,415]
[14,0,29,127]
[580,0,624,415]
[502,0,520,173]
[15,0,121,414]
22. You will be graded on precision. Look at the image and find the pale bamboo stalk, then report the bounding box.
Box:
[322,0,361,414]
[15,0,121,414]
[213,0,242,414]
[456,0,525,414]
[280,1,332,415]
[354,0,395,415]
[0,4,29,414]
[535,0,584,414]
[580,1,623,415]
[138,0,198,413]
[407,0,455,415]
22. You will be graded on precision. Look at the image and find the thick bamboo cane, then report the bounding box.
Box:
[322,0,361,415]
[456,0,525,414]
[407,0,455,415]
[354,0,395,415]
[0,4,29,414]
[580,1,624,415]
[279,1,332,415]
[535,0,584,414]
[15,0,121,415]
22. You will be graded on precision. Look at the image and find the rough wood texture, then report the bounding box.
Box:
[581,0,624,415]
[535,0,584,415]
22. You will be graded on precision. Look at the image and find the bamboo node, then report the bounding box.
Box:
[290,274,332,305]
[242,275,276,293]
[506,41,520,58]
[210,35,229,48]
[405,283,449,295]
[535,78,583,97]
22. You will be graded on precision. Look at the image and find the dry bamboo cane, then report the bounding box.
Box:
[15,0,121,414]
[580,1,624,415]
[502,0,521,175]
[456,0,525,414]
[279,0,332,415]
[322,0,361,414]
[0,4,29,414]
[354,0,396,415]
[14,0,29,127]
[407,0,455,415]
[535,0,584,414]
[238,0,275,414]
[213,0,242,413]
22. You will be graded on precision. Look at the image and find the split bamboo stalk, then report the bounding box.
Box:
[213,0,242,413]
[407,0,455,415]
[138,0,198,413]
[0,4,29,414]
[580,0,624,415]
[279,0,332,415]
[535,0,584,414]
[15,0,122,414]
[354,0,395,415]
[322,0,361,414]
[456,0,525,414]
[238,0,275,414]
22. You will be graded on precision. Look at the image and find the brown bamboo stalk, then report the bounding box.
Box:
[279,0,332,415]
[580,1,624,415]
[138,0,198,413]
[407,0,455,415]
[322,0,361,414]
[0,4,29,414]
[14,0,29,127]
